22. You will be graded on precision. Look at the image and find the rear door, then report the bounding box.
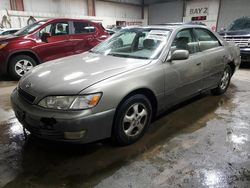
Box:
[68,21,99,54]
[35,21,72,62]
[165,28,203,102]
[193,28,226,89]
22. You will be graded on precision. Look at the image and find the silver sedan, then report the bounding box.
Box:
[11,24,241,145]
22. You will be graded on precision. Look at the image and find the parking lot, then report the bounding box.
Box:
[1,66,250,188]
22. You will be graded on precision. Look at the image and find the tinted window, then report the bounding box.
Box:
[2,31,10,35]
[194,28,220,51]
[39,22,69,37]
[73,22,96,34]
[1,30,18,35]
[14,21,47,36]
[9,30,18,34]
[171,29,199,54]
[228,17,250,31]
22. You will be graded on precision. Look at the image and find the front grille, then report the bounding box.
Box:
[18,87,36,104]
[223,36,250,48]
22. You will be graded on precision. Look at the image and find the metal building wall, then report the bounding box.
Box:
[95,0,142,19]
[217,0,250,30]
[23,0,88,15]
[0,0,11,9]
[148,0,184,24]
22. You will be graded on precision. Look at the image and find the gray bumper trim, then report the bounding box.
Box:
[11,88,115,144]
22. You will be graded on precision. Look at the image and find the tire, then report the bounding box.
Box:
[211,64,232,95]
[112,94,152,146]
[9,55,37,80]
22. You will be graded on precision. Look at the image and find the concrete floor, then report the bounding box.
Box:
[0,68,250,188]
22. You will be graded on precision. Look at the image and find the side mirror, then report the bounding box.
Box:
[41,32,51,42]
[171,50,189,61]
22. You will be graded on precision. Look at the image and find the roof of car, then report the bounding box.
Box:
[125,23,208,31]
[45,18,95,23]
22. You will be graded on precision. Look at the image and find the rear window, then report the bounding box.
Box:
[73,22,96,34]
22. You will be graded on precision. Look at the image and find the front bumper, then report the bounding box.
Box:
[240,48,250,62]
[11,88,115,143]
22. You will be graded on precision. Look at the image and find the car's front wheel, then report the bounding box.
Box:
[113,94,152,145]
[211,64,232,95]
[9,55,37,79]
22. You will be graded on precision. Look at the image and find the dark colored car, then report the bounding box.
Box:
[0,18,109,79]
[219,17,250,62]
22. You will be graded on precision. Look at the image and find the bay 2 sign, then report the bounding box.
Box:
[189,7,208,15]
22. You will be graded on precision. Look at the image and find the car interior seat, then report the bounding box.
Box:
[176,37,189,51]
[143,39,156,50]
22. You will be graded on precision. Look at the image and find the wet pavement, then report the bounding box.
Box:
[0,68,250,188]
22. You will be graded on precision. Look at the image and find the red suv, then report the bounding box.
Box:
[0,18,109,79]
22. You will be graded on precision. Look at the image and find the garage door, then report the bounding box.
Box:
[148,1,184,25]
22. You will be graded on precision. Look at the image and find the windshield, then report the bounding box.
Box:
[90,28,171,59]
[228,17,250,31]
[14,21,47,36]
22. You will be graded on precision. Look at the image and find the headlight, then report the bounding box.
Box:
[0,42,8,50]
[38,93,102,110]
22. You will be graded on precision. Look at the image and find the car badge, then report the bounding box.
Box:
[25,83,32,88]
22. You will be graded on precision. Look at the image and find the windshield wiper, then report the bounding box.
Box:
[108,53,130,58]
[131,56,149,60]
[108,53,149,59]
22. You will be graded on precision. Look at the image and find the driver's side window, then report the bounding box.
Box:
[39,22,69,37]
[39,24,52,37]
[171,29,199,54]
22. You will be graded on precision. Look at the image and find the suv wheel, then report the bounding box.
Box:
[112,94,152,145]
[211,64,232,95]
[9,55,37,79]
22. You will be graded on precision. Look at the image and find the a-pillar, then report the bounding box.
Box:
[87,0,95,16]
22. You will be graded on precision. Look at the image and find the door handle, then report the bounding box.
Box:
[196,62,201,66]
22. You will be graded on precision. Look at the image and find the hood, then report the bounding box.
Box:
[19,52,151,98]
[219,30,250,36]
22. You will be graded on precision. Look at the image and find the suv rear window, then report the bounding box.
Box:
[73,22,96,34]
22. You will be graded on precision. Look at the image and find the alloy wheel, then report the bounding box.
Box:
[15,59,33,77]
[122,103,148,137]
[220,68,230,90]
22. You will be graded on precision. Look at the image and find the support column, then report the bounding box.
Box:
[10,0,24,11]
[87,0,95,16]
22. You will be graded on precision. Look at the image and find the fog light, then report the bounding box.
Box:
[64,130,86,140]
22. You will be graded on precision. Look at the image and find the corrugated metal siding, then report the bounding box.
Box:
[217,0,250,30]
[148,0,184,24]
[96,0,142,19]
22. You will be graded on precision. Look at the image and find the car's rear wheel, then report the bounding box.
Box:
[211,64,232,95]
[112,94,152,146]
[9,55,37,80]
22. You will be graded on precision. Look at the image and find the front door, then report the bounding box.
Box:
[164,29,203,102]
[35,21,73,62]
